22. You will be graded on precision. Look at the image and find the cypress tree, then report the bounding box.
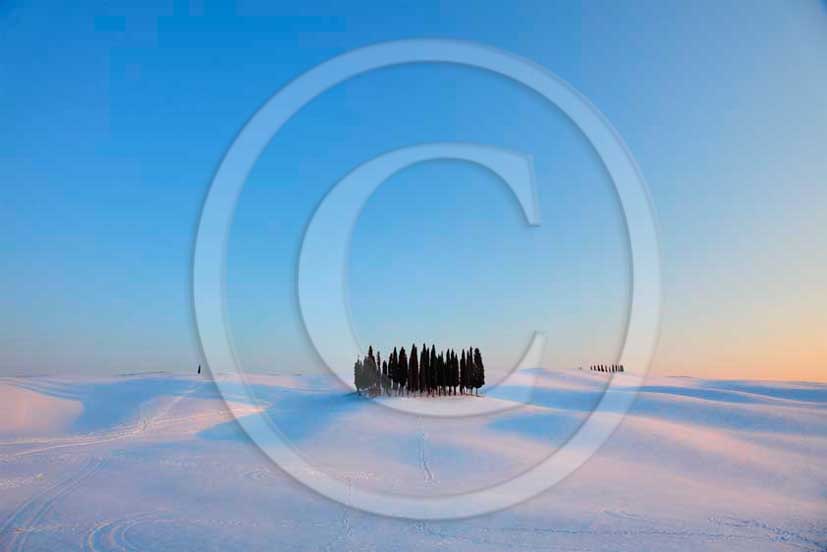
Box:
[366,347,375,394]
[398,347,408,394]
[460,350,470,392]
[434,352,440,395]
[467,347,472,394]
[459,351,470,394]
[451,351,455,395]
[459,350,466,395]
[473,348,485,395]
[451,350,458,395]
[446,351,452,395]
[390,347,399,392]
[429,345,437,396]
[446,351,452,394]
[409,344,419,394]
[453,350,458,394]
[419,343,428,395]
[437,352,445,395]
[381,359,389,394]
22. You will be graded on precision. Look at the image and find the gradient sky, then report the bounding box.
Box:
[1,1,825,382]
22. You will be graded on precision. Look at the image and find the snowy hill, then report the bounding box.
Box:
[0,370,825,551]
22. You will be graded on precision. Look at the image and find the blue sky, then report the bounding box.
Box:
[2,1,825,381]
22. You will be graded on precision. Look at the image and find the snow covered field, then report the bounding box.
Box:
[0,370,825,551]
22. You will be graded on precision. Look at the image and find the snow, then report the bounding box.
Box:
[0,383,82,436]
[0,370,825,551]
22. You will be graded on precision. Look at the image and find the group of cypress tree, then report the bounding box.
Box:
[354,345,485,397]
[589,364,624,373]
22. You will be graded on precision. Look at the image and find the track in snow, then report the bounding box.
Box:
[0,457,105,552]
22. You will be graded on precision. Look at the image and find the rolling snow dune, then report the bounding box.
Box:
[0,370,824,551]
[0,382,83,437]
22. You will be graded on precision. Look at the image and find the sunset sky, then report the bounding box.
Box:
[2,1,825,382]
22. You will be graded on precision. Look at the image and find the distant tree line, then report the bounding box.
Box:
[588,364,624,373]
[354,345,485,397]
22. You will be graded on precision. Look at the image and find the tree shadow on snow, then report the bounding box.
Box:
[199,388,369,444]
